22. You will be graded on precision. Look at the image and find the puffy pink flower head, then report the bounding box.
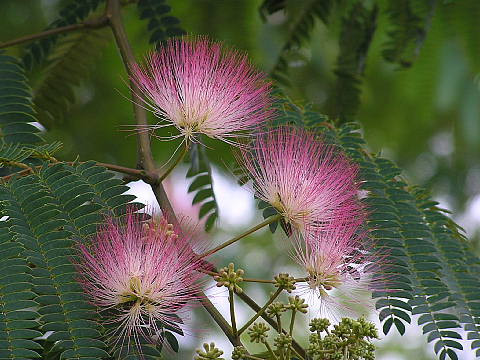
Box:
[75,211,204,350]
[293,223,385,319]
[130,37,274,144]
[238,127,362,233]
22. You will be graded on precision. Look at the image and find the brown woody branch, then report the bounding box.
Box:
[105,0,243,348]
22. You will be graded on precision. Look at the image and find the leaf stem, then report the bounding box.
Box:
[0,160,148,182]
[0,16,109,49]
[198,214,282,259]
[238,287,283,335]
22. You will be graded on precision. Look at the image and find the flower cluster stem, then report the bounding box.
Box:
[238,287,283,335]
[198,214,282,259]
[289,311,296,336]
[263,341,278,360]
[229,290,238,338]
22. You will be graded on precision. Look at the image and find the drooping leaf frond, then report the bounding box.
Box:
[382,0,437,68]
[270,0,334,85]
[327,2,378,122]
[22,0,104,70]
[32,29,110,129]
[0,53,43,145]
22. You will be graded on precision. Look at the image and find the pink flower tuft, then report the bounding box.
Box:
[130,37,274,144]
[238,126,362,234]
[74,211,205,351]
[292,222,386,319]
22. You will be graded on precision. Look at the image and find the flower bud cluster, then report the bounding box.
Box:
[214,263,244,293]
[307,317,378,360]
[274,273,296,293]
[195,343,224,360]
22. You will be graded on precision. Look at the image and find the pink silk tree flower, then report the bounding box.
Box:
[74,211,205,351]
[292,223,386,319]
[130,37,274,145]
[238,126,362,234]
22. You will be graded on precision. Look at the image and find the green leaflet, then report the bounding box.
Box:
[259,0,287,20]
[137,0,186,46]
[186,143,218,232]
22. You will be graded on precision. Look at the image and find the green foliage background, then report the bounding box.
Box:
[1,0,480,359]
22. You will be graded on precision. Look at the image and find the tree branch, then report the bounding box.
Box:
[105,0,243,348]
[0,16,109,49]
[105,0,155,171]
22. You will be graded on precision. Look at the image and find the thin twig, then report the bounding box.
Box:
[236,291,306,359]
[198,214,282,259]
[238,287,283,335]
[0,16,109,49]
